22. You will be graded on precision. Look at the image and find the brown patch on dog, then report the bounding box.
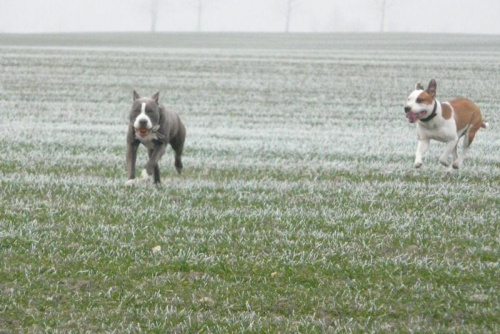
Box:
[441,103,452,120]
[417,91,434,105]
[449,98,483,132]
[467,125,481,146]
[447,98,487,147]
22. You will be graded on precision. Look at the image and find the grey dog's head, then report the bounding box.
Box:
[130,91,161,138]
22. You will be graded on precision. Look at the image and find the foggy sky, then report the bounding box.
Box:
[1,0,500,35]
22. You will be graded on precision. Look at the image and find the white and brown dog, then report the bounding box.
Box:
[404,79,488,169]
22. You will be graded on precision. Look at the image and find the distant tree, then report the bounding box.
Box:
[331,3,340,32]
[150,0,160,32]
[190,0,219,32]
[372,0,396,32]
[132,0,164,32]
[284,0,301,33]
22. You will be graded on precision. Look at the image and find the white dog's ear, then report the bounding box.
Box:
[415,82,424,90]
[133,90,141,101]
[151,92,160,104]
[427,79,437,98]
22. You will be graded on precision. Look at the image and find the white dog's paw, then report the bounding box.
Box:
[125,179,136,187]
[141,169,151,182]
[452,161,460,169]
[414,161,423,168]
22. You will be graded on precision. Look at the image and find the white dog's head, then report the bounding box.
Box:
[404,79,437,123]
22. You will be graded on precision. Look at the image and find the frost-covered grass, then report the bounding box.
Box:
[1,33,499,332]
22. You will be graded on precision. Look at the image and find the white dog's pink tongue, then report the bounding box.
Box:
[406,112,417,122]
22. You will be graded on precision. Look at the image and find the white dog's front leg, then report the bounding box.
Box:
[414,140,430,168]
[439,139,458,167]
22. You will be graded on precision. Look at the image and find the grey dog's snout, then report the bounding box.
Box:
[404,106,411,113]
[139,119,148,126]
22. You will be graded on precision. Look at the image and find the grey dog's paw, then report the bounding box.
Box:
[141,169,151,182]
[125,179,136,187]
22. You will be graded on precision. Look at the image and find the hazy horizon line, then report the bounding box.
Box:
[2,30,500,37]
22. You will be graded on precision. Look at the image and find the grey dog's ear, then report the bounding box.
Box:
[151,92,160,104]
[415,82,424,90]
[133,90,141,101]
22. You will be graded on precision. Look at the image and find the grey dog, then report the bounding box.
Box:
[125,91,186,186]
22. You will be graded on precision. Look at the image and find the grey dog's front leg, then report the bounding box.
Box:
[126,142,139,182]
[145,144,166,182]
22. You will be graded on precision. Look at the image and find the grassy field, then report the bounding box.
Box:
[1,33,499,332]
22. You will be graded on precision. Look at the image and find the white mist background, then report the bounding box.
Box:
[1,0,500,34]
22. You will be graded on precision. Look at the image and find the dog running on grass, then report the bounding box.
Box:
[125,91,186,186]
[404,79,488,169]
